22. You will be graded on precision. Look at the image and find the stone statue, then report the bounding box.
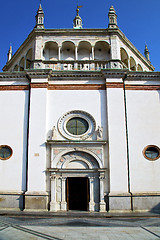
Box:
[52,126,57,140]
[97,126,103,140]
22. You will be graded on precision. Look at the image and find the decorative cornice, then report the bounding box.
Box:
[0,85,29,91]
[125,85,160,91]
[106,82,123,88]
[26,69,52,79]
[0,72,27,79]
[126,72,160,80]
[50,71,104,80]
[30,83,48,88]
[48,84,106,90]
[103,69,160,80]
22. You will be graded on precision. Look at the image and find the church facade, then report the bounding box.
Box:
[0,5,160,212]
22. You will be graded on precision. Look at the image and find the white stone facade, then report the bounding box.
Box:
[0,5,160,212]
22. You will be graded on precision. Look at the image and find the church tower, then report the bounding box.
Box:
[108,5,117,28]
[35,4,44,29]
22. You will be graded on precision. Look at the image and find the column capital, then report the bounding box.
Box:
[61,176,67,181]
[50,173,56,180]
[99,173,105,180]
[88,176,95,182]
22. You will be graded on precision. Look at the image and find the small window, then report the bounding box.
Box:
[0,145,13,160]
[66,117,89,135]
[143,145,160,161]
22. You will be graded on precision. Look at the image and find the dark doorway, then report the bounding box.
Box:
[67,177,89,211]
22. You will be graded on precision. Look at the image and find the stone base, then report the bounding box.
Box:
[108,193,131,211]
[89,201,95,212]
[132,194,160,212]
[50,201,58,212]
[99,201,106,212]
[0,191,24,210]
[61,201,67,211]
[25,192,48,210]
[108,193,160,212]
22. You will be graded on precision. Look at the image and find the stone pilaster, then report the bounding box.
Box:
[61,177,67,211]
[99,173,106,212]
[50,174,57,212]
[89,176,95,211]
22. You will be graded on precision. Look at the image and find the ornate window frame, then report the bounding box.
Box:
[143,145,160,161]
[0,145,13,160]
[58,110,96,140]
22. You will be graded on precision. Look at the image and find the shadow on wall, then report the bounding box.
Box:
[150,202,160,214]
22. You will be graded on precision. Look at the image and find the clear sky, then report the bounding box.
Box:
[0,0,159,71]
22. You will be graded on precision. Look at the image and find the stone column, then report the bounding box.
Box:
[24,56,27,70]
[89,177,95,211]
[50,173,57,212]
[61,177,67,211]
[99,173,106,212]
[58,46,61,70]
[75,46,78,60]
[90,46,95,70]
[74,46,78,70]
[128,59,130,70]
[92,46,95,60]
[58,46,61,60]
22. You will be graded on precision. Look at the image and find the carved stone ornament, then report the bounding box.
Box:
[58,110,96,140]
[97,126,103,140]
[52,126,57,140]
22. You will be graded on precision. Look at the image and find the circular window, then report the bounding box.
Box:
[66,117,89,135]
[143,145,160,161]
[58,110,96,140]
[0,145,13,160]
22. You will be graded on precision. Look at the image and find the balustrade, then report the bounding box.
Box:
[43,60,109,71]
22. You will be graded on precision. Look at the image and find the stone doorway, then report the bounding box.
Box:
[67,177,89,211]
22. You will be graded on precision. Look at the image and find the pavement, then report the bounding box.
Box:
[0,211,160,239]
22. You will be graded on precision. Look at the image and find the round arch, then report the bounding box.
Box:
[26,48,32,69]
[52,148,103,169]
[61,41,75,60]
[137,63,143,71]
[19,57,25,71]
[130,56,136,71]
[94,41,110,60]
[120,48,129,68]
[13,65,18,71]
[43,41,59,60]
[78,41,92,60]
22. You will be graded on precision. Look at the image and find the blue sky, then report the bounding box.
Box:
[0,0,159,71]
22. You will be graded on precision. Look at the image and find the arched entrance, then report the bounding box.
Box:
[49,149,106,212]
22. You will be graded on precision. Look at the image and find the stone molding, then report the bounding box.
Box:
[58,110,96,141]
[0,85,29,91]
[125,85,160,91]
[0,191,24,195]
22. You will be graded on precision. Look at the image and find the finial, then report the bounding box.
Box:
[35,3,44,29]
[7,44,12,62]
[144,43,150,61]
[73,5,83,29]
[108,5,118,29]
